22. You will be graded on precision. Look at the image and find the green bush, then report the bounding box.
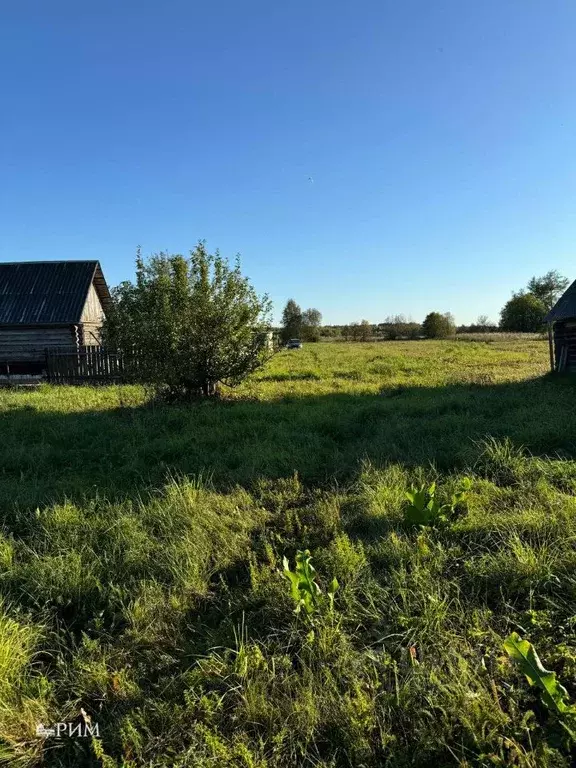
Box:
[422,311,456,339]
[103,243,273,397]
[500,292,547,332]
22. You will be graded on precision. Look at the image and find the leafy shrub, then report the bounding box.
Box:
[500,292,547,332]
[103,243,273,398]
[282,550,339,618]
[422,312,456,339]
[404,478,470,527]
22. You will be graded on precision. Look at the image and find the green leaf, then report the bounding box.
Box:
[283,549,340,620]
[301,597,315,615]
[504,632,576,715]
[283,556,303,602]
[405,503,430,526]
[328,577,339,596]
[405,488,422,505]
[405,484,432,525]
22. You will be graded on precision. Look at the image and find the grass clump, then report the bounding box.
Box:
[0,603,51,767]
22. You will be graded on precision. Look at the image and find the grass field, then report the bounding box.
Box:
[2,339,576,767]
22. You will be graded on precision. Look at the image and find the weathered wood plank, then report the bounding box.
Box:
[44,347,137,384]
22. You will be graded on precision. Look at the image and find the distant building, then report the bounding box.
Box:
[545,279,576,372]
[254,330,276,351]
[0,260,112,375]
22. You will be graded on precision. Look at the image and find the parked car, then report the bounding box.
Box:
[286,339,302,349]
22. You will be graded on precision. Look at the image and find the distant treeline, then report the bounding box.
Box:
[275,313,502,342]
[314,316,498,342]
[278,270,570,342]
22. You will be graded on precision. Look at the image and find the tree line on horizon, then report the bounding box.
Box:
[280,270,570,341]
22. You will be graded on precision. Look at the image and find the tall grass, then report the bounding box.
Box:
[0,340,575,766]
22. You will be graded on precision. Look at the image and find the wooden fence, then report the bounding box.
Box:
[45,346,140,384]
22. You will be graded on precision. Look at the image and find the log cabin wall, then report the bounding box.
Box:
[553,320,576,371]
[0,326,77,363]
[80,324,103,345]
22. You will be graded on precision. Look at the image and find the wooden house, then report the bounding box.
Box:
[545,279,576,372]
[0,261,112,375]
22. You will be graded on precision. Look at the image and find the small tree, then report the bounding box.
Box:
[103,243,273,398]
[348,319,373,342]
[406,322,422,339]
[302,308,322,342]
[500,292,546,332]
[527,270,569,311]
[281,300,303,342]
[359,319,372,341]
[381,314,404,340]
[380,314,421,340]
[422,312,456,339]
[347,322,358,341]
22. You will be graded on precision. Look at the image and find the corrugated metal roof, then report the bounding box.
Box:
[545,279,576,322]
[0,261,112,325]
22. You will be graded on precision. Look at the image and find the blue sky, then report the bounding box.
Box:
[1,1,576,325]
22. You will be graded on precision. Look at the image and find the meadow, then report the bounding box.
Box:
[1,339,576,767]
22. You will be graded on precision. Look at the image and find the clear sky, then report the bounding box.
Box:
[1,1,576,325]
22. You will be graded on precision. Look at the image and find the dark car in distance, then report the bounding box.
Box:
[286,339,303,349]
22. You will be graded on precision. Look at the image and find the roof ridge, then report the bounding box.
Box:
[0,260,99,265]
[545,277,576,322]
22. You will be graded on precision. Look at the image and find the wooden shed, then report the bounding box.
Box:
[0,260,112,375]
[545,279,576,373]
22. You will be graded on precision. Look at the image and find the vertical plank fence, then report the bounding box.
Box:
[45,346,139,384]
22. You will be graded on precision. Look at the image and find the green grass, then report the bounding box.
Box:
[1,340,576,766]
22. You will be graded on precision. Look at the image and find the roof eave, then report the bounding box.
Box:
[92,262,113,316]
[544,278,576,323]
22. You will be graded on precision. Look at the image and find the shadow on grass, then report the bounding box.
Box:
[2,374,576,513]
[257,372,322,382]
